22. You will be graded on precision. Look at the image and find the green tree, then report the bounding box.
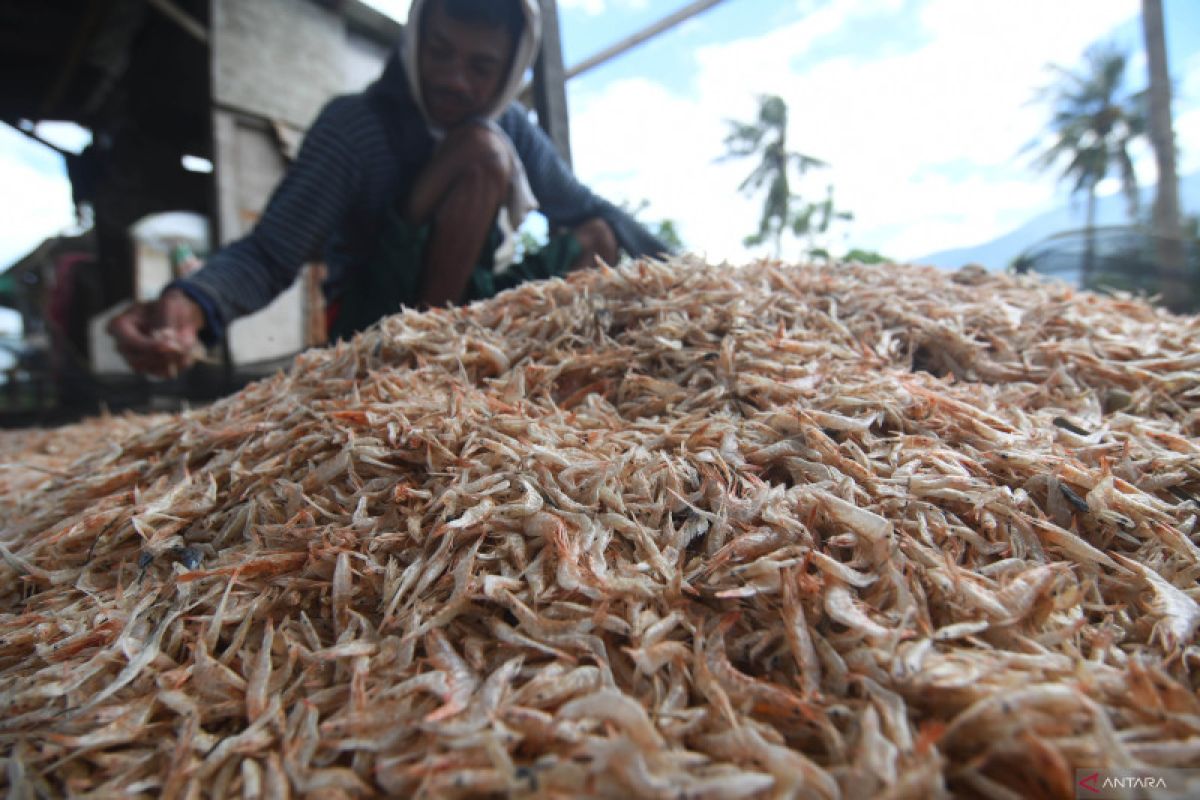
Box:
[516,204,684,264]
[722,95,830,257]
[842,248,889,264]
[652,219,684,253]
[619,199,685,253]
[810,246,888,265]
[515,226,546,262]
[1028,43,1146,282]
[791,184,853,256]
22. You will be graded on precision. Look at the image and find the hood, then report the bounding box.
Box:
[402,0,542,132]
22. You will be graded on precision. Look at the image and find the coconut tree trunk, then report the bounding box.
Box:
[1141,0,1189,309]
[1083,186,1097,288]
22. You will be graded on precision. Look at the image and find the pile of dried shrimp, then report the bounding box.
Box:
[2,258,1199,798]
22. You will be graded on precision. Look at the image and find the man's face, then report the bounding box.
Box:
[418,1,516,128]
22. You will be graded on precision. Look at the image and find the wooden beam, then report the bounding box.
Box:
[38,0,107,118]
[532,0,572,166]
[145,0,210,46]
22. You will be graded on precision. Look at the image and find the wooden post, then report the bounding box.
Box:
[532,0,572,167]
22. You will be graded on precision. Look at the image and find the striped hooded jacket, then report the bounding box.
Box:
[174,2,669,341]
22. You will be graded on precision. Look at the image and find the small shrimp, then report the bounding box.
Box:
[558,688,665,750]
[993,564,1062,626]
[810,488,892,544]
[824,584,894,644]
[699,724,840,800]
[423,629,477,722]
[245,620,274,723]
[702,613,818,723]
[781,566,822,697]
[1114,554,1200,652]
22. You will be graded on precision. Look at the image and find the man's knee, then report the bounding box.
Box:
[571,218,618,268]
[409,124,512,223]
[440,124,512,187]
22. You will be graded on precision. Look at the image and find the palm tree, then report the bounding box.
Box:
[1029,44,1145,283]
[722,95,828,258]
[793,184,853,255]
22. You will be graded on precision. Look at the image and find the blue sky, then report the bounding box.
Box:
[2,0,1199,321]
[552,0,1200,262]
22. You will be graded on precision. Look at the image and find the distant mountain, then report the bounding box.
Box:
[917,171,1200,270]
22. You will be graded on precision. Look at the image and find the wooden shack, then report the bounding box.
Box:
[0,0,571,403]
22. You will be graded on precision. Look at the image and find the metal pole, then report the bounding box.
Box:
[566,0,729,80]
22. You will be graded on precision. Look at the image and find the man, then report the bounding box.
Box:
[110,0,669,377]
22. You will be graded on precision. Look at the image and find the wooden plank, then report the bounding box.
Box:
[37,0,107,118]
[210,0,344,131]
[531,0,572,166]
[210,106,312,366]
[210,109,242,247]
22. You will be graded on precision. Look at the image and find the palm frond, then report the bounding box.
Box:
[789,152,828,173]
[1026,39,1146,219]
[726,94,847,253]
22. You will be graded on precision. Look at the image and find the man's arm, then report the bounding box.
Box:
[500,107,673,259]
[108,97,364,376]
[177,97,365,331]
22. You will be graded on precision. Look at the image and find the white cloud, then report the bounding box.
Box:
[570,76,759,262]
[0,131,75,271]
[0,309,21,339]
[568,0,1149,264]
[1176,108,1200,176]
[1174,52,1200,176]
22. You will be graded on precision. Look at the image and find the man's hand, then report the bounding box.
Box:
[568,218,618,272]
[107,288,207,378]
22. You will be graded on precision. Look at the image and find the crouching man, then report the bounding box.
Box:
[110,0,669,376]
